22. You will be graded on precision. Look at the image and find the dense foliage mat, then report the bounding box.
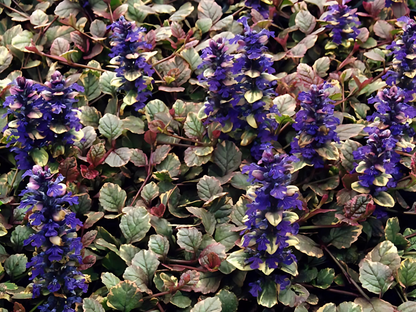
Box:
[1,0,416,311]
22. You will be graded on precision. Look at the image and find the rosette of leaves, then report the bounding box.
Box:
[108,16,155,113]
[291,83,341,168]
[3,72,84,170]
[19,166,87,312]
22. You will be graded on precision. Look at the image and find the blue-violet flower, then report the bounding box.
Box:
[20,166,86,312]
[291,83,340,168]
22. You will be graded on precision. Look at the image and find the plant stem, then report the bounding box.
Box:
[300,283,359,297]
[7,169,19,196]
[299,224,340,230]
[322,244,371,302]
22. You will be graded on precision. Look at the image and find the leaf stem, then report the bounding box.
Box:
[322,244,371,302]
[300,283,359,297]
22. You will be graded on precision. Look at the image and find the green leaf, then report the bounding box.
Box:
[354,298,394,312]
[131,250,160,286]
[101,272,121,290]
[145,99,169,121]
[213,141,242,175]
[337,302,363,312]
[177,227,203,253]
[171,291,192,308]
[181,48,202,70]
[198,0,222,23]
[184,112,205,139]
[99,183,127,212]
[359,260,394,295]
[107,281,143,312]
[12,30,33,52]
[131,149,148,167]
[90,19,107,38]
[55,0,81,18]
[4,254,27,279]
[0,46,13,74]
[313,268,335,289]
[10,225,34,251]
[364,241,400,272]
[148,234,169,257]
[80,70,101,101]
[258,279,278,308]
[273,94,297,117]
[196,18,213,33]
[374,20,394,39]
[99,113,124,142]
[215,224,239,252]
[151,145,171,165]
[105,148,132,167]
[324,225,362,249]
[187,207,216,236]
[244,89,263,104]
[156,153,181,177]
[373,192,395,208]
[398,259,416,287]
[141,181,159,204]
[30,148,49,166]
[294,234,324,258]
[295,10,316,34]
[83,298,105,312]
[170,2,194,22]
[123,116,145,134]
[120,206,151,244]
[385,217,409,250]
[197,175,223,201]
[313,57,330,78]
[226,250,252,271]
[123,265,151,294]
[335,124,365,141]
[216,289,238,312]
[398,302,416,312]
[317,303,336,312]
[278,284,309,308]
[119,244,140,265]
[190,296,222,312]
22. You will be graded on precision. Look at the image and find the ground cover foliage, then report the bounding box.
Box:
[1,0,416,311]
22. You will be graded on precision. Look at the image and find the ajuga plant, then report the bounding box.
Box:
[240,145,302,296]
[351,127,401,211]
[198,38,239,127]
[291,83,340,168]
[230,17,280,156]
[20,166,86,312]
[109,16,154,112]
[3,72,83,170]
[385,16,416,94]
[322,0,361,45]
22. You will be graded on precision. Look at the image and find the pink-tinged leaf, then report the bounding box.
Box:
[80,165,100,180]
[178,270,200,292]
[159,86,185,92]
[70,32,89,52]
[59,157,79,182]
[87,143,106,167]
[51,37,70,56]
[84,212,104,229]
[149,203,166,217]
[337,188,358,206]
[171,22,186,39]
[82,230,97,247]
[79,255,96,270]
[148,119,165,133]
[374,20,394,40]
[296,63,323,90]
[112,4,128,21]
[336,194,376,225]
[198,243,226,272]
[83,44,103,60]
[144,130,157,145]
